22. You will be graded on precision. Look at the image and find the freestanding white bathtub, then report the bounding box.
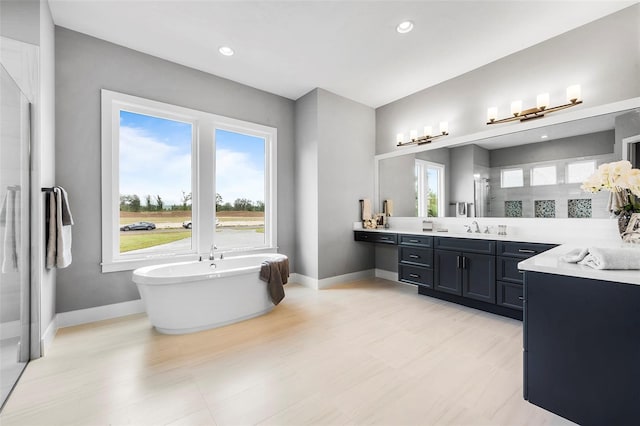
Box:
[132,253,287,334]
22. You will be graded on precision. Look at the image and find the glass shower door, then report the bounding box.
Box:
[0,64,31,409]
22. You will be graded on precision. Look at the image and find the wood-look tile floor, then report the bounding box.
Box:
[0,279,574,426]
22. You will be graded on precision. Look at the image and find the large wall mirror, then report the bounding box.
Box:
[377,102,640,219]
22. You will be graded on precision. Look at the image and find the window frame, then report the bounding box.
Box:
[415,159,445,218]
[530,164,557,186]
[566,160,597,184]
[500,167,524,188]
[101,90,277,272]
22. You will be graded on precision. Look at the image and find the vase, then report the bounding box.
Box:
[618,212,640,244]
[617,212,632,238]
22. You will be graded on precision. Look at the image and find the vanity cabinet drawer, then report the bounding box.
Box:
[497,241,556,259]
[399,234,433,247]
[434,237,495,255]
[497,256,525,284]
[497,281,523,310]
[399,246,433,268]
[399,264,433,288]
[354,231,397,245]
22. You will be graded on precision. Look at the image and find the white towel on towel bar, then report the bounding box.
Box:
[1,188,19,273]
[46,187,74,269]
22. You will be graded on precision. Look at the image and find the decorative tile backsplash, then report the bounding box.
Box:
[568,198,592,218]
[535,200,556,218]
[505,200,523,217]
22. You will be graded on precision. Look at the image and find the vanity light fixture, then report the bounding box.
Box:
[487,84,582,125]
[397,121,449,147]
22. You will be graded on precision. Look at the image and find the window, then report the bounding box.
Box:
[567,160,596,184]
[101,90,277,272]
[501,168,524,188]
[215,129,267,250]
[415,159,445,217]
[531,165,557,186]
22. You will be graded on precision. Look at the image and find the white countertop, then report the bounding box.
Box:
[353,227,561,244]
[518,245,640,286]
[353,226,640,286]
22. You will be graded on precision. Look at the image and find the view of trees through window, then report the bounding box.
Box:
[215,129,266,250]
[118,112,267,254]
[118,110,193,254]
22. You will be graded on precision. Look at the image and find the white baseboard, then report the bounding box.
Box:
[40,316,58,356]
[57,299,145,328]
[291,269,376,290]
[375,268,398,282]
[290,273,318,289]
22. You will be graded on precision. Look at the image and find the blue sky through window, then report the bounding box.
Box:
[119,111,265,207]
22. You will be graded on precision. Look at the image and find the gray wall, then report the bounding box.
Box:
[379,155,415,217]
[379,147,451,217]
[450,145,475,208]
[376,5,640,155]
[0,0,40,45]
[294,90,319,278]
[317,89,375,280]
[490,130,614,167]
[55,27,295,313]
[294,88,375,280]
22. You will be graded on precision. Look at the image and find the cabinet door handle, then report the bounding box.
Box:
[409,239,419,243]
[457,256,461,269]
[380,237,390,240]
[518,249,536,254]
[362,235,369,239]
[409,273,420,278]
[462,256,468,269]
[409,254,420,259]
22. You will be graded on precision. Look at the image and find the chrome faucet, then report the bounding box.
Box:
[471,221,480,233]
[209,244,217,260]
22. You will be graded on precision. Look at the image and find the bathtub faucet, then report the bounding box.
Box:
[209,245,217,260]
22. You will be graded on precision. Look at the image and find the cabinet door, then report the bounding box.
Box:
[462,253,496,303]
[497,281,523,310]
[434,250,462,295]
[497,256,524,284]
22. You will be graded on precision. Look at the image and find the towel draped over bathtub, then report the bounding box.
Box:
[259,258,289,305]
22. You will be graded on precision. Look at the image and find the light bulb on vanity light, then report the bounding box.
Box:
[409,129,418,141]
[536,93,550,110]
[511,100,523,117]
[487,107,498,122]
[396,133,404,144]
[439,121,449,135]
[566,84,581,103]
[423,126,433,137]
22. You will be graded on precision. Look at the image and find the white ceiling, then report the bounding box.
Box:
[48,0,636,108]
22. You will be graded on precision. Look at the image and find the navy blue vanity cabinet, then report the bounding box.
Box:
[398,234,433,287]
[524,271,640,425]
[433,237,496,303]
[353,231,397,245]
[496,241,556,310]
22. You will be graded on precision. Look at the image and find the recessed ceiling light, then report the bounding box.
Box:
[218,46,234,56]
[396,20,414,34]
[541,134,549,139]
